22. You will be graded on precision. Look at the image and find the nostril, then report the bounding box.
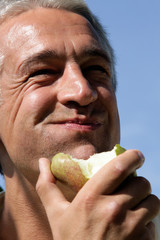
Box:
[57,64,98,106]
[57,83,98,106]
[65,101,81,109]
[65,101,93,115]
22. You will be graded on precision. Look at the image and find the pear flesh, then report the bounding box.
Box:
[51,144,126,192]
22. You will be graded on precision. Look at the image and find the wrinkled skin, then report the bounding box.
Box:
[0,8,159,240]
[0,8,120,185]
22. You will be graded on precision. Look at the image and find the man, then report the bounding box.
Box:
[0,0,159,239]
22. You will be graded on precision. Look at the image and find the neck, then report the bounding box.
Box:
[0,172,53,240]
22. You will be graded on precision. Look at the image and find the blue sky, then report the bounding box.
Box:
[0,1,160,197]
[86,0,160,197]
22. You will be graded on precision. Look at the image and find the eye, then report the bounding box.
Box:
[86,65,107,73]
[29,69,57,78]
[83,65,110,77]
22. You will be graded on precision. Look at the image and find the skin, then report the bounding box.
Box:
[0,7,159,240]
[0,8,120,184]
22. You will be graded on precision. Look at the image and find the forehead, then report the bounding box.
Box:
[0,8,107,65]
[4,7,96,39]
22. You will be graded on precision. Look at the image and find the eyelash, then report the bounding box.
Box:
[29,69,57,78]
[86,65,106,72]
[83,65,110,77]
[27,64,109,84]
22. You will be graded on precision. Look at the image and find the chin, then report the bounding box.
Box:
[62,144,99,160]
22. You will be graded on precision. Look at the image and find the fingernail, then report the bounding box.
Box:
[138,151,145,163]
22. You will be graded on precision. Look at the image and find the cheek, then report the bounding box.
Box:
[3,87,57,156]
[98,86,117,110]
[98,86,120,140]
[18,87,57,124]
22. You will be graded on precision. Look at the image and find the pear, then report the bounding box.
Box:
[51,144,126,192]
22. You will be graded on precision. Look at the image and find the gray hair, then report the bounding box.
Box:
[0,0,117,175]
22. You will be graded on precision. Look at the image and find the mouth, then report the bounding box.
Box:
[52,118,103,131]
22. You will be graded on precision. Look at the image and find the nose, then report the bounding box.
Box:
[57,63,98,106]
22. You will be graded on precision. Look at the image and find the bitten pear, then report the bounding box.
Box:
[51,144,126,192]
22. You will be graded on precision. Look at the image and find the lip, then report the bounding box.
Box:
[50,118,103,131]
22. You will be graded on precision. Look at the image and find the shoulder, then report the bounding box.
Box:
[153,214,160,240]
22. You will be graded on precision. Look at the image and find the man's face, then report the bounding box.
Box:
[0,8,120,183]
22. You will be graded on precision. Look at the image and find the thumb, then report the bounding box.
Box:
[36,158,69,221]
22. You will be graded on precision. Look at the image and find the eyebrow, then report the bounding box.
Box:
[18,47,111,75]
[79,47,111,64]
[17,50,62,74]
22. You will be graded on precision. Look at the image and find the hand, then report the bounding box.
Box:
[36,150,160,240]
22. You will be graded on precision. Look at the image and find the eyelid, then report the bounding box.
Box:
[86,65,106,71]
[84,65,111,76]
[29,69,57,78]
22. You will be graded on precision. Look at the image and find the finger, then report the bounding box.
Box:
[38,158,56,184]
[135,222,156,240]
[145,221,156,239]
[132,194,160,225]
[112,176,152,210]
[83,150,144,196]
[36,158,69,220]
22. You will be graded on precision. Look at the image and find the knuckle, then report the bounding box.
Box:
[127,218,154,240]
[149,194,160,211]
[139,226,155,240]
[105,199,122,222]
[138,177,152,193]
[114,162,128,177]
[81,193,95,212]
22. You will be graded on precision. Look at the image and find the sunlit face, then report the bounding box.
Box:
[0,8,120,183]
